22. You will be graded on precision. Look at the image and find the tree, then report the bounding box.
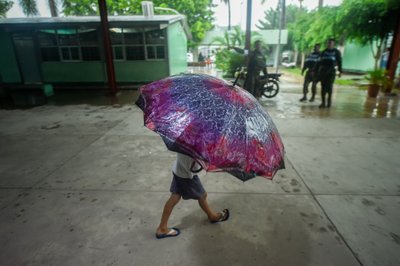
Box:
[211,27,264,76]
[18,0,38,16]
[338,0,400,69]
[256,7,280,30]
[48,0,58,17]
[17,0,58,17]
[210,26,262,48]
[257,3,301,30]
[0,0,13,17]
[290,6,341,53]
[220,0,231,30]
[62,0,214,46]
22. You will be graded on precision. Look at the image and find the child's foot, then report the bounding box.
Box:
[155,227,180,239]
[210,209,230,223]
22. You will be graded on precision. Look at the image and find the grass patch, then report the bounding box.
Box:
[282,67,302,76]
[283,67,362,86]
[335,79,359,86]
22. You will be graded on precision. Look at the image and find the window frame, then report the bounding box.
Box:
[110,27,167,62]
[37,28,101,62]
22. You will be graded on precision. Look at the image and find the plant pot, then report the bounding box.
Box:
[367,84,380,98]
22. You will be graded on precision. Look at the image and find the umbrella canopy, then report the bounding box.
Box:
[136,74,285,181]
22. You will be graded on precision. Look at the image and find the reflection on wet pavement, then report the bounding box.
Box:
[2,67,399,119]
[46,90,140,107]
[363,95,400,118]
[260,83,400,119]
[192,67,400,119]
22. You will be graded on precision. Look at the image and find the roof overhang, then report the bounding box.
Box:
[0,15,192,39]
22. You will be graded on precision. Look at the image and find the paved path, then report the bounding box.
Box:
[0,72,399,265]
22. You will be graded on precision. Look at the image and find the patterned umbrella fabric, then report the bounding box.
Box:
[135,74,285,181]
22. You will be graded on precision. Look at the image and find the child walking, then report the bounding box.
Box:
[156,153,230,239]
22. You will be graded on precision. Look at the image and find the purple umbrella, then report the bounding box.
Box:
[136,74,284,181]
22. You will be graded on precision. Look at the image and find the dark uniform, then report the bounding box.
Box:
[315,48,342,108]
[301,51,321,102]
[244,50,267,98]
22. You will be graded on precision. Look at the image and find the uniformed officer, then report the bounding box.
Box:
[300,43,321,102]
[314,39,342,108]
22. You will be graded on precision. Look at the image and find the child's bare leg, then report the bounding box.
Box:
[157,193,181,234]
[198,192,220,221]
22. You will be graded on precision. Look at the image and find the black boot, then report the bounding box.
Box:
[327,93,332,108]
[320,91,326,108]
[319,98,326,108]
[309,94,315,102]
[299,96,307,102]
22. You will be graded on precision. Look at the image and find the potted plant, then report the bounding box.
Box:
[365,69,391,97]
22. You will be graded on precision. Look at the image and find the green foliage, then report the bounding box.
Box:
[290,6,341,53]
[18,0,39,16]
[210,26,262,48]
[257,4,303,30]
[334,79,358,86]
[338,0,400,69]
[0,0,13,17]
[257,0,400,70]
[365,68,391,88]
[215,49,244,78]
[211,27,265,77]
[282,67,302,76]
[258,4,308,53]
[62,0,214,47]
[256,7,280,29]
[340,0,393,45]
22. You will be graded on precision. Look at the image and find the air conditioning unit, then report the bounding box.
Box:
[142,1,154,17]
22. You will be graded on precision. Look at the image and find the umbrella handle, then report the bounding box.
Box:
[232,67,246,88]
[232,68,241,87]
[232,75,240,87]
[190,161,203,173]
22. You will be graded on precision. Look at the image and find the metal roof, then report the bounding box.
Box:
[0,15,184,25]
[0,15,192,38]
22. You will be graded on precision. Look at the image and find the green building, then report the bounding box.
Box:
[0,15,189,91]
[342,41,376,73]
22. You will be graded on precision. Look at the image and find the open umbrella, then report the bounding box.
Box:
[136,74,284,181]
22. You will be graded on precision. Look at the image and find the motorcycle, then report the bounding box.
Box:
[232,67,282,98]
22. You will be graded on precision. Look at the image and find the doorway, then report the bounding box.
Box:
[13,34,42,84]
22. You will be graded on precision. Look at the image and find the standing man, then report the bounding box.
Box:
[244,40,268,98]
[300,43,321,102]
[315,38,342,108]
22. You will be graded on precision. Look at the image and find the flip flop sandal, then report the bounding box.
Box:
[210,209,230,223]
[155,227,180,239]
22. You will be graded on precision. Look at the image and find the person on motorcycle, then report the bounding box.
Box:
[245,40,268,98]
[300,43,321,102]
[230,41,268,98]
[314,38,342,108]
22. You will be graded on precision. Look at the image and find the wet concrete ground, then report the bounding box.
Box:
[0,68,400,265]
[37,68,400,119]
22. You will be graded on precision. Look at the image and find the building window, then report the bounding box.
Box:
[38,28,100,62]
[37,27,167,62]
[145,29,165,60]
[126,46,145,60]
[110,27,166,61]
[79,29,100,61]
[38,29,60,61]
[146,45,165,59]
